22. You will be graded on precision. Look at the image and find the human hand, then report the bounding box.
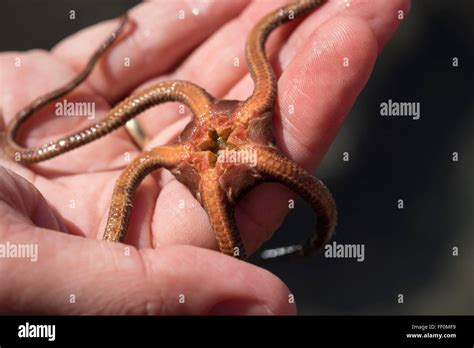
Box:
[0,0,409,314]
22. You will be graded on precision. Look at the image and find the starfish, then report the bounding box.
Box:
[4,0,337,260]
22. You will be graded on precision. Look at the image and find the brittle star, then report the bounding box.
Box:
[4,0,336,260]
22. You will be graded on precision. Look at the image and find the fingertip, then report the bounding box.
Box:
[276,15,379,170]
[140,245,295,315]
[256,267,297,316]
[364,0,411,52]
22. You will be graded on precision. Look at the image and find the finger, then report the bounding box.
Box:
[153,179,220,251]
[0,155,161,245]
[275,15,380,169]
[226,0,410,104]
[0,227,294,315]
[52,0,251,102]
[276,0,411,68]
[0,166,67,233]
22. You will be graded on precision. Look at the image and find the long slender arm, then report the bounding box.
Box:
[254,146,336,259]
[103,145,188,242]
[199,170,247,259]
[4,14,213,163]
[3,14,127,161]
[240,0,325,122]
[5,79,213,163]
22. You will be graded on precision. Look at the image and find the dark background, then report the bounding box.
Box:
[1,0,472,315]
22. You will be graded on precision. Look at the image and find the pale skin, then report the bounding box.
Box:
[0,0,409,314]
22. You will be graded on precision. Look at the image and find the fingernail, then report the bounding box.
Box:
[208,300,274,316]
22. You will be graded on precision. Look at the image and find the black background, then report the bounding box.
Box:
[1,315,472,344]
[0,0,472,315]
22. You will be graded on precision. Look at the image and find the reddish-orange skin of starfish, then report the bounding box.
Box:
[4,0,336,260]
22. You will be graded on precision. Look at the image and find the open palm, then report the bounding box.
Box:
[0,0,408,314]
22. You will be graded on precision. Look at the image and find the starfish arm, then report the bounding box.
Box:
[5,78,213,163]
[4,14,128,162]
[4,12,213,163]
[253,146,336,260]
[199,170,247,259]
[103,145,188,242]
[240,0,325,122]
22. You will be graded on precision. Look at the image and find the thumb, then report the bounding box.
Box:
[0,166,67,232]
[0,168,294,315]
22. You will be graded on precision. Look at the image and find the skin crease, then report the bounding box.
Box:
[0,0,409,314]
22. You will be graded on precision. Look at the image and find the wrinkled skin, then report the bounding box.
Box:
[0,0,409,314]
